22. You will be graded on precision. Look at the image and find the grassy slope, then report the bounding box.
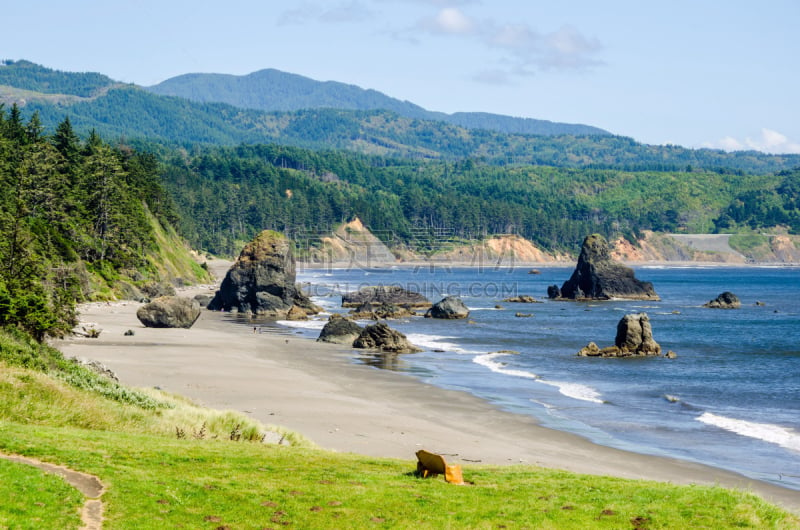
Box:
[1,330,798,528]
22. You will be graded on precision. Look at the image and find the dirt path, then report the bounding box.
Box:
[0,452,104,529]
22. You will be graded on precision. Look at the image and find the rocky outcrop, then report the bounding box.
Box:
[342,286,431,308]
[136,296,201,328]
[502,295,542,303]
[578,313,662,357]
[286,305,309,320]
[207,230,318,317]
[703,291,741,309]
[353,322,422,353]
[317,314,363,344]
[552,234,659,301]
[425,296,470,319]
[69,357,119,381]
[350,303,417,320]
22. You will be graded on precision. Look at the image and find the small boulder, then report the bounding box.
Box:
[425,296,470,319]
[703,291,741,309]
[317,314,363,344]
[137,296,201,328]
[193,293,215,307]
[547,285,562,299]
[286,305,308,320]
[353,322,422,353]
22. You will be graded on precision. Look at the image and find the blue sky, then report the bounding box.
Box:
[3,0,798,153]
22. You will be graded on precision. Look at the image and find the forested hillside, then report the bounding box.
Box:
[0,60,115,98]
[0,103,206,339]
[145,68,609,137]
[159,143,799,257]
[4,61,800,174]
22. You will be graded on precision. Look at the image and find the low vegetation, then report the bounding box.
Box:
[0,327,797,528]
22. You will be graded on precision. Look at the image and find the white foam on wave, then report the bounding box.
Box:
[697,412,800,452]
[473,352,539,379]
[538,380,605,404]
[472,353,604,404]
[276,319,327,331]
[310,296,340,310]
[404,333,477,354]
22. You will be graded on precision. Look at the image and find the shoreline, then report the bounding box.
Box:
[295,259,800,270]
[55,272,800,513]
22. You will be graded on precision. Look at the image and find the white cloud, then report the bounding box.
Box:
[419,7,476,34]
[411,6,603,78]
[705,129,800,154]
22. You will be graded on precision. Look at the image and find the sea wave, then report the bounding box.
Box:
[276,319,327,331]
[405,333,478,354]
[310,296,340,310]
[538,380,605,404]
[472,353,604,404]
[697,412,800,452]
[473,352,539,379]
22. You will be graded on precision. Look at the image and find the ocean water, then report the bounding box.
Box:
[284,264,800,490]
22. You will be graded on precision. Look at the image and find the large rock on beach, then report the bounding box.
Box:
[552,234,659,301]
[353,322,422,353]
[703,291,741,309]
[342,285,431,308]
[578,312,662,357]
[136,296,201,328]
[207,230,318,317]
[317,314,364,344]
[425,296,470,319]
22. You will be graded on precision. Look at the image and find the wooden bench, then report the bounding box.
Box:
[415,450,464,485]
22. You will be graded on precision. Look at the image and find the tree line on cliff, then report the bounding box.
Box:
[0,104,178,338]
[158,143,800,257]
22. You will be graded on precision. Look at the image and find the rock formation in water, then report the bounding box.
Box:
[551,234,659,301]
[353,322,422,353]
[350,302,417,320]
[317,314,364,344]
[342,285,431,308]
[207,230,318,317]
[137,296,201,328]
[703,291,741,309]
[502,295,542,303]
[425,296,470,319]
[577,313,662,358]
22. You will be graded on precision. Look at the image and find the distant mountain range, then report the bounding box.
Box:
[145,68,610,137]
[2,60,799,173]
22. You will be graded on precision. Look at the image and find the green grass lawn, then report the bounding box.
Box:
[0,422,796,529]
[1,328,798,529]
[0,457,84,529]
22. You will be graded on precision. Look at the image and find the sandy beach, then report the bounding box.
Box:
[55,268,800,513]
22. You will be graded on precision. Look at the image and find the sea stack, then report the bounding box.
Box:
[550,234,659,301]
[207,230,318,317]
[577,313,662,358]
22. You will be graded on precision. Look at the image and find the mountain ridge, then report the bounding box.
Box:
[145,67,610,137]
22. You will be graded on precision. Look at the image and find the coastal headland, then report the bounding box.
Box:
[55,260,800,513]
